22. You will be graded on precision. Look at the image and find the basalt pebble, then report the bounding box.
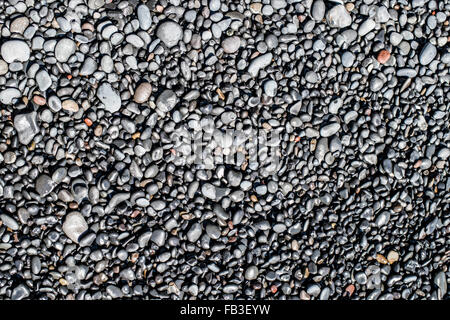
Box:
[0,0,447,302]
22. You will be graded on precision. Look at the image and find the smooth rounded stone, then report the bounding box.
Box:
[419,43,437,65]
[326,5,352,28]
[375,211,390,227]
[271,0,287,10]
[227,170,242,187]
[79,57,98,76]
[358,19,376,36]
[315,137,328,162]
[11,284,30,300]
[205,223,221,240]
[389,32,403,46]
[10,16,29,34]
[434,271,447,298]
[341,51,355,67]
[1,40,30,63]
[311,0,325,21]
[263,80,277,97]
[437,148,450,160]
[370,77,384,92]
[106,285,123,299]
[137,4,152,30]
[248,53,273,77]
[245,266,259,280]
[3,151,16,164]
[97,82,121,113]
[48,95,62,112]
[329,98,343,114]
[387,251,399,264]
[35,174,54,197]
[150,200,166,211]
[305,71,319,83]
[35,69,52,91]
[134,82,152,103]
[61,99,79,113]
[221,36,241,54]
[0,88,21,104]
[320,123,341,137]
[31,256,41,275]
[187,223,202,242]
[101,55,114,73]
[62,212,88,243]
[397,68,417,78]
[14,111,39,145]
[126,34,145,48]
[0,214,19,230]
[54,38,76,62]
[0,59,8,75]
[156,89,178,113]
[209,0,221,11]
[376,6,390,23]
[201,183,216,200]
[156,21,183,48]
[88,0,105,9]
[150,229,166,246]
[355,272,368,285]
[307,284,321,297]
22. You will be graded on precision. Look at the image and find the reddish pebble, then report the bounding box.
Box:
[84,118,93,127]
[377,50,391,64]
[270,285,277,294]
[345,284,355,297]
[33,95,46,105]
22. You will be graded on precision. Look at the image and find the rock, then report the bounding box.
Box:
[10,16,29,34]
[205,223,221,239]
[263,80,277,97]
[0,88,21,104]
[320,123,341,137]
[245,266,259,280]
[0,59,8,75]
[419,43,437,65]
[35,174,55,197]
[1,40,30,63]
[80,57,98,76]
[36,70,52,91]
[377,49,391,64]
[54,38,76,62]
[311,0,325,21]
[62,212,89,243]
[358,19,376,36]
[434,271,447,299]
[0,214,19,230]
[387,250,399,264]
[150,229,166,246]
[326,5,352,28]
[341,51,355,67]
[97,82,122,113]
[156,21,183,48]
[248,53,272,77]
[137,4,152,30]
[11,284,30,300]
[156,89,178,112]
[134,82,152,103]
[187,223,202,242]
[221,36,241,54]
[14,112,39,145]
[62,99,79,112]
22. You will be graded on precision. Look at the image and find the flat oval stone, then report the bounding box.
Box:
[221,36,241,54]
[1,40,30,63]
[55,38,76,62]
[134,82,152,103]
[97,82,122,113]
[62,212,88,243]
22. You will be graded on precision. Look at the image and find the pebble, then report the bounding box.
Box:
[14,112,39,145]
[311,0,325,22]
[326,5,352,28]
[341,51,355,68]
[54,38,76,62]
[97,82,122,113]
[320,123,341,137]
[62,212,89,243]
[134,82,152,103]
[221,36,241,54]
[157,21,183,48]
[248,53,273,77]
[1,40,30,63]
[419,43,437,65]
[137,4,152,30]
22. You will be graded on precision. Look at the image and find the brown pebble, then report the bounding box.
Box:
[376,253,389,264]
[62,99,79,112]
[94,125,103,136]
[133,82,152,103]
[345,284,355,296]
[33,95,46,105]
[377,49,391,64]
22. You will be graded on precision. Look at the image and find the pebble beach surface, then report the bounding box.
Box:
[0,0,449,300]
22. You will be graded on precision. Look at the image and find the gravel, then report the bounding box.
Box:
[0,0,448,302]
